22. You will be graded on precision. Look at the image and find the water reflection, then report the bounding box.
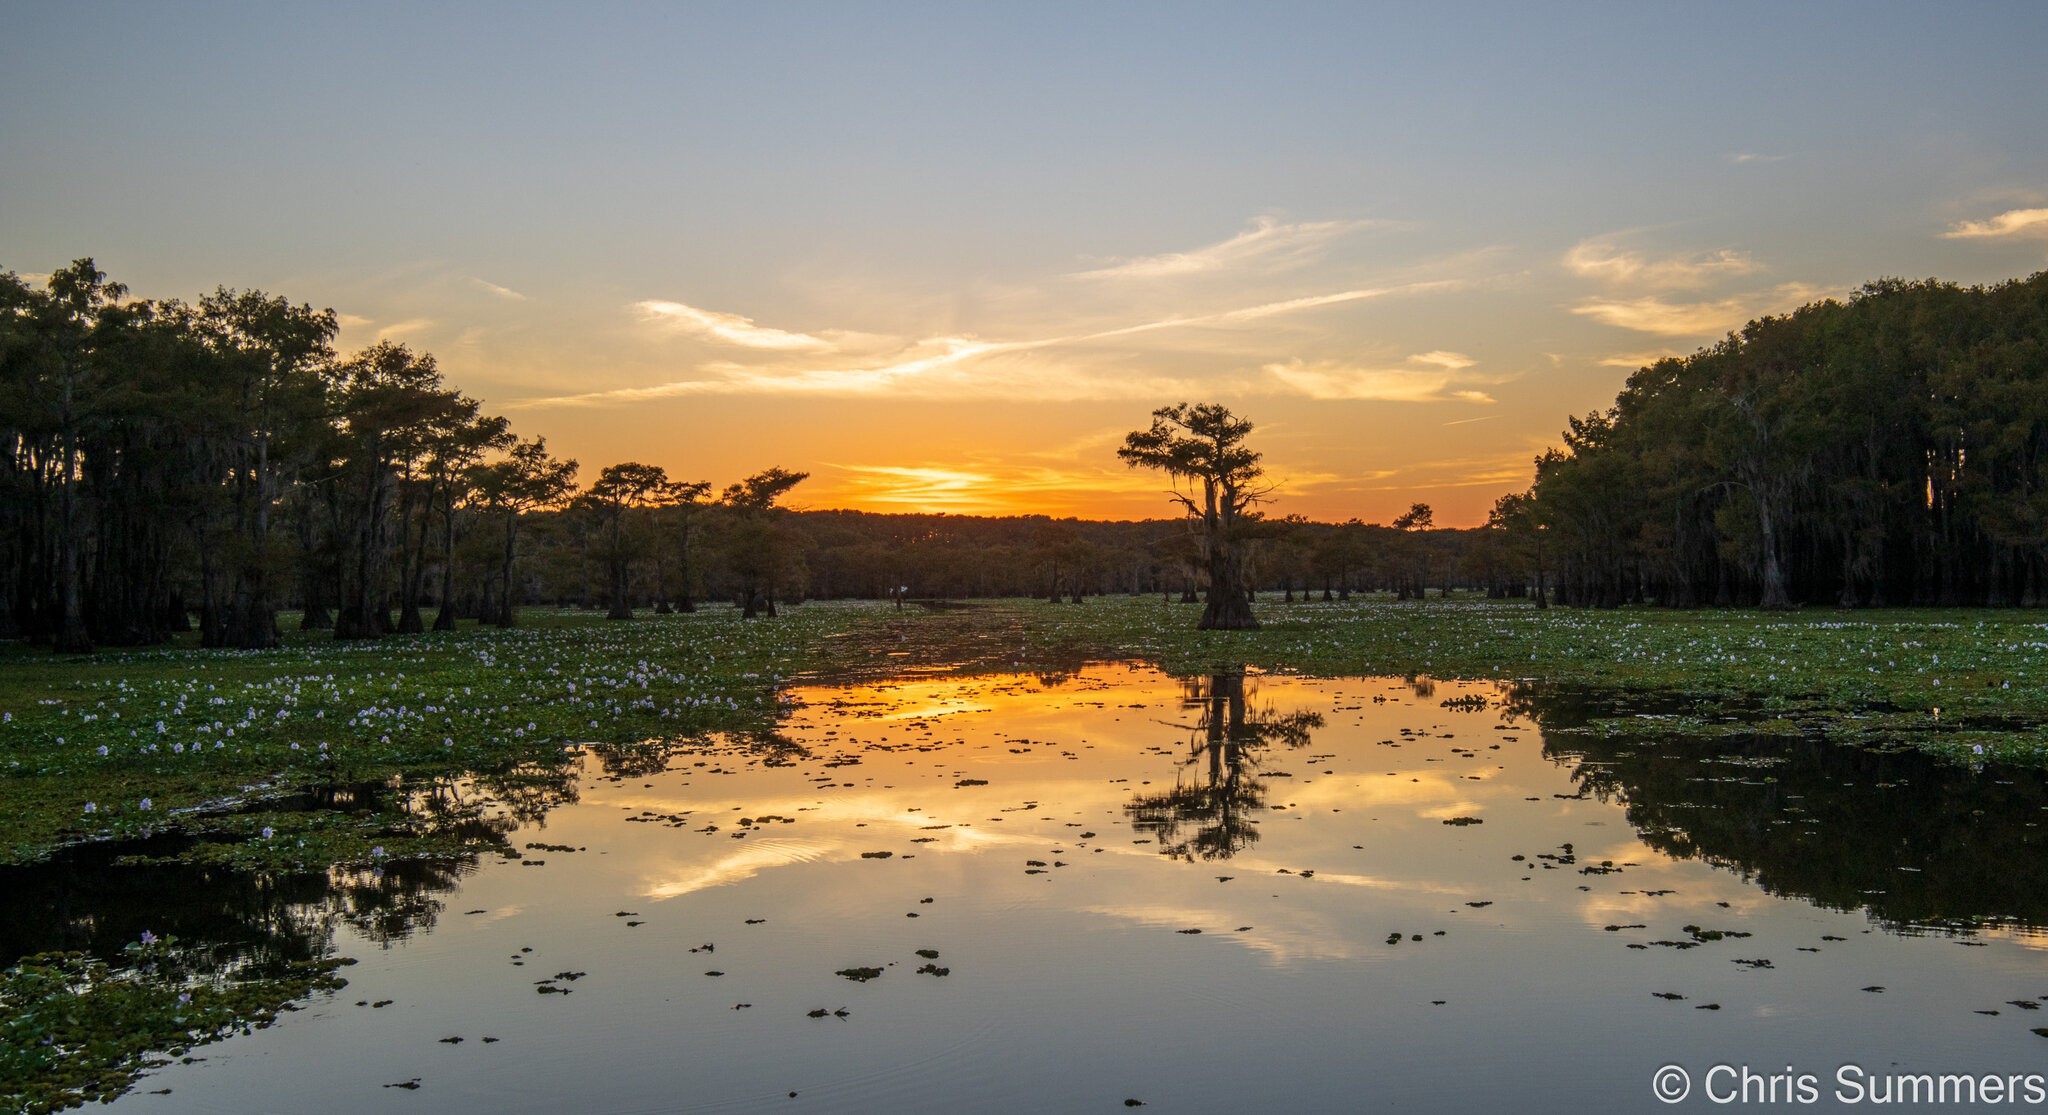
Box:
[66,665,2048,1114]
[0,763,585,976]
[1514,685,2048,932]
[1125,673,1325,861]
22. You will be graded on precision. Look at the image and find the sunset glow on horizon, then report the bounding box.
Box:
[7,4,2046,525]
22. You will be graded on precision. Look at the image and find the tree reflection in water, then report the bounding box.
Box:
[0,762,587,974]
[1504,683,2048,934]
[1126,673,1324,861]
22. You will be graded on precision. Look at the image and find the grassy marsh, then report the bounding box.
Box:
[4,595,2045,870]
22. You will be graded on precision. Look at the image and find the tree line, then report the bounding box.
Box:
[9,258,2044,654]
[1500,272,2048,608]
[0,259,809,651]
[506,501,1498,613]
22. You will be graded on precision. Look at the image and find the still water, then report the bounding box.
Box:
[30,666,2048,1111]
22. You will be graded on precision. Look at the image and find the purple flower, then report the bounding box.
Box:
[139,798,153,811]
[139,930,158,945]
[83,801,97,814]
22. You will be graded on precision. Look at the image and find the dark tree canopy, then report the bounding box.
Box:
[471,436,577,627]
[1518,272,2048,608]
[582,462,674,619]
[718,467,810,618]
[1118,402,1267,629]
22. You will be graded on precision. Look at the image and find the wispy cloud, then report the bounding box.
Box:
[1597,348,1685,368]
[1942,207,2048,240]
[1572,282,1832,338]
[633,300,834,350]
[1263,352,1494,404]
[1079,282,1458,341]
[1570,296,1747,336]
[1338,450,1545,493]
[473,278,528,301]
[520,279,1461,409]
[1563,236,1761,290]
[1071,215,1390,281]
[375,317,434,340]
[1727,152,1792,165]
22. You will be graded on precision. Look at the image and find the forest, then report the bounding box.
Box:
[4,260,2046,654]
[1522,272,2048,608]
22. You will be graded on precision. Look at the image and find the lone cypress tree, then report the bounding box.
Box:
[1119,403,1267,630]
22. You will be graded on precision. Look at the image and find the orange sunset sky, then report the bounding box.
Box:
[7,5,2047,524]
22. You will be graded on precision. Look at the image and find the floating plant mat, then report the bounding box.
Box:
[19,665,2047,1113]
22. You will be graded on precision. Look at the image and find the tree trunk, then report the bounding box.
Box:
[54,438,91,653]
[1200,542,1258,630]
[1754,489,1792,610]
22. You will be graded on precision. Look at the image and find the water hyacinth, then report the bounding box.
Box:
[3,598,2043,896]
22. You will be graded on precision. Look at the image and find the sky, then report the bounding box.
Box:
[6,2,2047,525]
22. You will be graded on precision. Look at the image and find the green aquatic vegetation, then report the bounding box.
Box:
[966,596,2048,759]
[0,935,349,1114]
[0,607,845,865]
[5,596,2047,874]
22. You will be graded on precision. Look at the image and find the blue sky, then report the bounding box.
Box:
[6,2,2046,521]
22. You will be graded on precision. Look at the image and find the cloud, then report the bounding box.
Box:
[336,312,375,330]
[633,300,835,350]
[1597,348,1685,368]
[517,344,1206,408]
[1570,296,1749,336]
[1072,216,1390,281]
[1942,207,2048,240]
[473,278,528,301]
[521,279,1462,409]
[1563,237,1761,290]
[1727,152,1792,165]
[1078,283,1455,343]
[374,317,434,340]
[1411,350,1475,370]
[1338,450,1547,493]
[1572,282,1833,338]
[1263,353,1494,404]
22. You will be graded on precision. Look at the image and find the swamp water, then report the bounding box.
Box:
[15,665,2048,1112]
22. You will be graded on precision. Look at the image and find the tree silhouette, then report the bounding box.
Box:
[719,467,809,617]
[580,461,672,619]
[657,477,713,612]
[471,437,578,626]
[1118,403,1268,629]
